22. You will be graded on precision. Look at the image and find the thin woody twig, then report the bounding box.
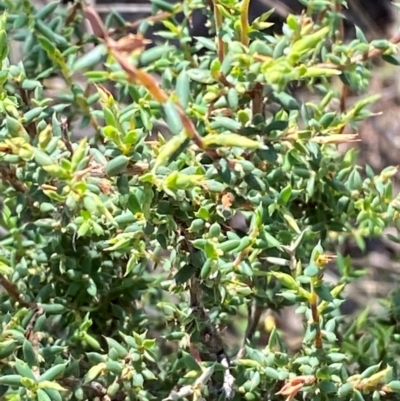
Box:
[0,273,44,342]
[0,165,28,194]
[60,117,74,157]
[163,366,215,401]
[310,291,322,349]
[18,88,37,139]
[240,0,251,47]
[59,377,113,399]
[107,10,173,36]
[83,5,206,152]
[221,356,235,399]
[210,0,225,63]
[0,274,31,308]
[180,229,235,399]
[235,302,263,360]
[251,82,264,117]
[25,305,44,341]
[315,30,400,70]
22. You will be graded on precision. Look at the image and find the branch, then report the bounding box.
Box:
[0,273,44,341]
[315,30,400,70]
[0,165,28,194]
[107,10,175,36]
[240,0,251,47]
[235,302,263,360]
[60,117,74,157]
[83,5,206,151]
[211,0,225,62]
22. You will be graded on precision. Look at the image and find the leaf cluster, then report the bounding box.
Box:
[0,0,399,400]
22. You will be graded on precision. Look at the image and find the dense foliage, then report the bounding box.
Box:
[0,0,400,400]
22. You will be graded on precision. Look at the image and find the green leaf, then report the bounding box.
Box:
[269,272,299,290]
[186,68,214,84]
[0,375,22,387]
[388,381,400,392]
[163,100,182,135]
[73,45,107,72]
[15,358,36,381]
[203,134,265,149]
[22,340,38,368]
[0,30,9,61]
[264,367,280,380]
[104,337,128,358]
[210,117,241,131]
[194,36,216,51]
[328,352,347,362]
[132,372,144,388]
[83,363,106,384]
[382,54,400,65]
[153,132,189,171]
[0,340,16,359]
[34,149,54,166]
[105,155,130,177]
[279,185,292,204]
[301,67,341,78]
[264,120,288,133]
[337,382,354,397]
[289,26,330,62]
[37,389,52,401]
[38,381,67,392]
[139,45,173,65]
[39,363,68,382]
[176,70,191,108]
[85,279,97,297]
[24,107,46,123]
[71,137,88,171]
[40,304,66,315]
[304,264,319,277]
[143,339,156,349]
[261,231,281,248]
[371,39,391,50]
[174,264,196,284]
[319,380,337,393]
[314,284,333,302]
[35,1,59,19]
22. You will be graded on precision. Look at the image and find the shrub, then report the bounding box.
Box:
[0,0,400,400]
